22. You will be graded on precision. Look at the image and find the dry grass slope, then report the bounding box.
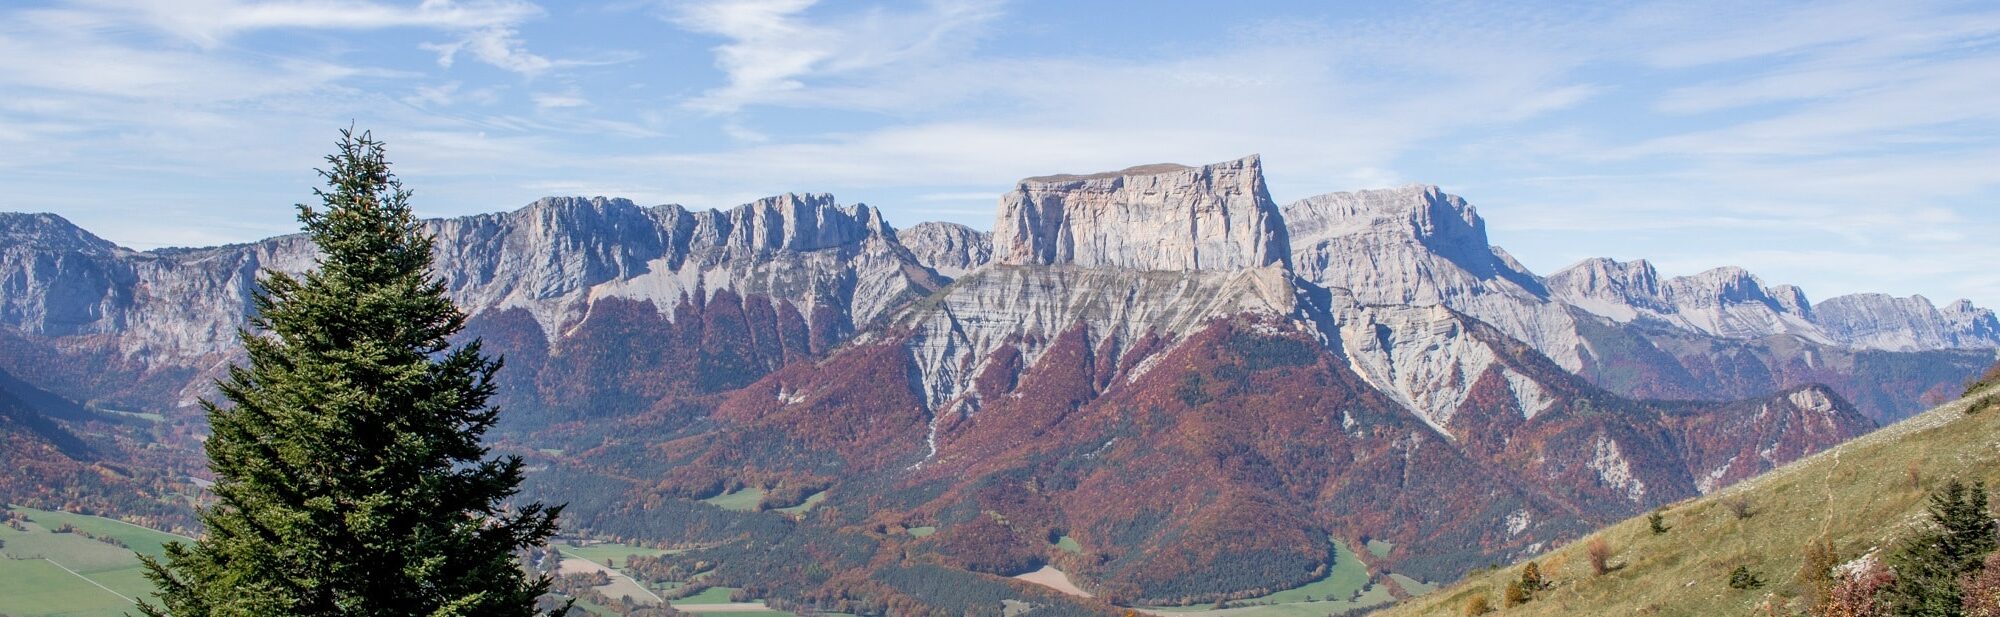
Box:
[1376,380,2000,617]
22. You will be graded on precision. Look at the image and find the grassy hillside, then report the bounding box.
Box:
[0,505,191,617]
[1376,379,2000,617]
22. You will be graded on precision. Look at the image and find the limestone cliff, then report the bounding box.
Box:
[0,195,943,410]
[898,221,992,278]
[991,156,1288,271]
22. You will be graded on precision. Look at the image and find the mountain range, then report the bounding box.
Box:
[1,155,1994,614]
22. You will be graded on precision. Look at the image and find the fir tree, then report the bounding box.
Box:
[1884,479,1997,617]
[138,128,567,617]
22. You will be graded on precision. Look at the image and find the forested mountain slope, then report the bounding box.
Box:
[1377,366,2000,616]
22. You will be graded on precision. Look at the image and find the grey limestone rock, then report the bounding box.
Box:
[991,155,1288,271]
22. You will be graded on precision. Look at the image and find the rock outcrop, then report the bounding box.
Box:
[1813,294,2000,352]
[883,157,1306,457]
[429,193,924,338]
[991,156,1288,271]
[0,194,943,410]
[886,264,1296,414]
[1546,258,1831,343]
[1286,185,1543,304]
[898,221,992,278]
[1283,185,1583,368]
[1547,258,2000,353]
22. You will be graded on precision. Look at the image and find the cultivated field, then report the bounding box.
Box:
[1135,538,1422,617]
[0,506,190,617]
[702,488,766,512]
[559,540,679,566]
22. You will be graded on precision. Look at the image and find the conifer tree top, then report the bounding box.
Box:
[140,128,566,617]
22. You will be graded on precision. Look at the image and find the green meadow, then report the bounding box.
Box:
[0,506,191,617]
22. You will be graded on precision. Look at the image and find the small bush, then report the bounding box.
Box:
[1728,565,1766,590]
[1520,562,1547,591]
[1725,496,1754,520]
[1587,538,1612,576]
[1823,558,1892,616]
[1504,561,1547,607]
[1796,538,1836,607]
[1961,552,2000,617]
[1966,393,1996,415]
[1648,510,1670,534]
[1463,594,1493,615]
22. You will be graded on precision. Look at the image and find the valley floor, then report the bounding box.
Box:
[0,506,190,617]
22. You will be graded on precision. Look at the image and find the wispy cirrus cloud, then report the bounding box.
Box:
[37,0,545,46]
[667,0,1004,113]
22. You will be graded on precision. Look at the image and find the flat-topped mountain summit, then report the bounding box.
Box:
[992,155,1288,271]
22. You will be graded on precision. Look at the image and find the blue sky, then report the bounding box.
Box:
[4,1,2000,308]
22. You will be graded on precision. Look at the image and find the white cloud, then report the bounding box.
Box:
[31,0,624,77]
[59,0,545,47]
[0,29,361,102]
[669,0,1004,112]
[422,26,551,75]
[531,90,589,109]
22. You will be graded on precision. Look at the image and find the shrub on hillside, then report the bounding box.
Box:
[1813,558,1891,617]
[1648,510,1670,535]
[1964,361,2000,397]
[1725,496,1755,520]
[1968,394,1997,416]
[1797,538,1838,608]
[1729,565,1766,590]
[1587,538,1613,576]
[1504,562,1547,606]
[1520,562,1546,591]
[1964,552,2000,617]
[1463,593,1493,615]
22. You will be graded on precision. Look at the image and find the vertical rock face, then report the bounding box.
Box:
[0,213,129,337]
[429,193,918,337]
[1545,257,1668,318]
[1282,185,1582,368]
[1546,258,1831,343]
[1547,258,2000,352]
[1286,185,1544,305]
[991,155,1288,271]
[0,213,119,253]
[885,265,1297,413]
[898,221,992,278]
[1814,293,2000,351]
[0,195,943,410]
